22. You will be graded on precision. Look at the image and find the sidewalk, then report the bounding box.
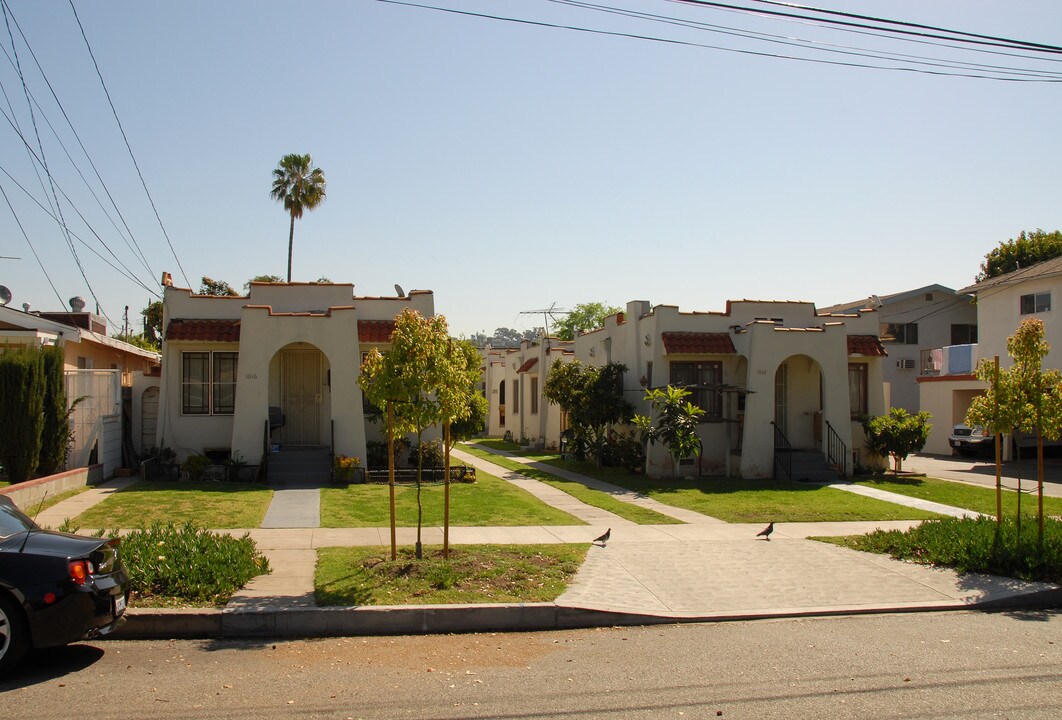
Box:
[32,451,1062,639]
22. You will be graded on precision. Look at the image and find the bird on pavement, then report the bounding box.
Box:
[593,528,611,546]
[756,522,774,541]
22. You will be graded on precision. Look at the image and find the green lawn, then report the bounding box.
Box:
[73,481,273,529]
[320,469,584,527]
[856,474,1062,518]
[458,442,680,525]
[316,544,588,605]
[571,471,940,523]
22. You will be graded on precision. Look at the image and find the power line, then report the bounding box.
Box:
[548,0,1062,79]
[1,0,115,329]
[668,0,1062,55]
[0,5,156,281]
[0,182,70,317]
[739,0,1062,54]
[373,0,1062,82]
[67,0,189,288]
[0,159,161,298]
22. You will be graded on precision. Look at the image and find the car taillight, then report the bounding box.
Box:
[69,560,90,585]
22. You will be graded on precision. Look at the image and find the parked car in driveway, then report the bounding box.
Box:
[949,424,995,456]
[0,495,129,675]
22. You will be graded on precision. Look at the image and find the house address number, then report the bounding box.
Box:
[245,373,258,380]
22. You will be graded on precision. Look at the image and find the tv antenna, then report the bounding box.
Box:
[519,302,570,343]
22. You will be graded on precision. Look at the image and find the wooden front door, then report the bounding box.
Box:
[280,350,322,445]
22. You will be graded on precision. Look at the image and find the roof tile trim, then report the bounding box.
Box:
[165,319,240,342]
[847,335,887,357]
[661,332,736,355]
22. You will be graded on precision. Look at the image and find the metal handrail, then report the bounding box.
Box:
[825,420,848,478]
[771,421,792,482]
[260,419,269,481]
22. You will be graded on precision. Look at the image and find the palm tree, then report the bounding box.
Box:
[270,153,326,282]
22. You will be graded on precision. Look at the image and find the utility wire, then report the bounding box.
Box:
[1,5,155,280]
[0,161,161,297]
[0,91,161,297]
[0,181,70,317]
[668,0,1062,55]
[740,0,1062,54]
[550,0,1062,79]
[373,0,1061,82]
[67,0,189,288]
[1,0,115,329]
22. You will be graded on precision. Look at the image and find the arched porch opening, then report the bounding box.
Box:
[269,342,332,447]
[773,354,824,451]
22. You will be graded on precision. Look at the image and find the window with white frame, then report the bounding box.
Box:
[1020,292,1051,315]
[182,351,238,415]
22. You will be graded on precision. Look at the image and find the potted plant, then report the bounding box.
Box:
[332,454,363,485]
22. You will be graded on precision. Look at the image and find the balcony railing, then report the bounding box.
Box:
[920,344,977,377]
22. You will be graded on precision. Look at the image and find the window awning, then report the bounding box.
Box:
[358,320,396,343]
[166,319,240,342]
[848,334,887,357]
[661,332,736,355]
[516,357,539,373]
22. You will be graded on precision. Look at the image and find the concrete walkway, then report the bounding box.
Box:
[26,451,1062,638]
[827,482,988,519]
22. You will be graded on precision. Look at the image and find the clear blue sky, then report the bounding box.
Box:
[1,0,1059,338]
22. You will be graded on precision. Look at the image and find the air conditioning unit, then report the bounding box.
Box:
[896,359,916,370]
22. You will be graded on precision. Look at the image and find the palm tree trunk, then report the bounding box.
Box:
[286,212,296,282]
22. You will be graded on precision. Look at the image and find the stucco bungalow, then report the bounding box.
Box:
[153,279,435,466]
[482,338,574,449]
[566,299,888,479]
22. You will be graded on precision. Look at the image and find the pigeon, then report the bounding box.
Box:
[593,528,611,546]
[756,522,774,541]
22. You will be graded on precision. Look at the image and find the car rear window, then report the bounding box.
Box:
[0,500,35,539]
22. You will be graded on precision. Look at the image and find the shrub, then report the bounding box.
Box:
[862,408,931,473]
[408,438,444,467]
[118,522,269,605]
[181,453,210,481]
[834,516,1062,584]
[38,345,73,476]
[0,347,45,483]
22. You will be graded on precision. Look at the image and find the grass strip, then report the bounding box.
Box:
[855,474,1062,518]
[73,481,273,529]
[320,469,583,527]
[459,442,680,525]
[815,515,1062,584]
[550,465,941,523]
[316,544,588,605]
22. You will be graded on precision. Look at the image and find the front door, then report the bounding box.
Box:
[280,350,322,445]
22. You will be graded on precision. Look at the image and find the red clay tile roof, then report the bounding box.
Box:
[166,319,240,342]
[848,334,887,357]
[358,320,396,343]
[516,357,539,373]
[661,332,736,355]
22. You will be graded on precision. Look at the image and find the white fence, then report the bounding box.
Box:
[65,369,121,476]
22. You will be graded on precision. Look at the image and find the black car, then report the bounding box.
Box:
[0,495,129,675]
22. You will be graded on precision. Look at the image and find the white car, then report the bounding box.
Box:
[948,424,995,456]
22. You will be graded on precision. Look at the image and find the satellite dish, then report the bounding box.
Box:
[394,284,405,298]
[0,285,10,306]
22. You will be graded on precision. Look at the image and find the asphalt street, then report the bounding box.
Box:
[2,610,1059,719]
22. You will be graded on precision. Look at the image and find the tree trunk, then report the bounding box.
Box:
[286,212,296,282]
[415,431,424,560]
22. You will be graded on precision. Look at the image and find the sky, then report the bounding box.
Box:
[0,0,1060,339]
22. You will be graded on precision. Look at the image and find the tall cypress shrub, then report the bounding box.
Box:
[0,347,45,483]
[38,345,71,476]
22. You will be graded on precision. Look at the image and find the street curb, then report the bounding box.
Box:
[111,587,1062,640]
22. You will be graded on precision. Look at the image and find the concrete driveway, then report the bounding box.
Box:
[904,454,1062,498]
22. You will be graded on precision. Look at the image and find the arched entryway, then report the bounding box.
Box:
[271,343,332,447]
[774,354,824,451]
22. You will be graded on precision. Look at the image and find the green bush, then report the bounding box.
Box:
[0,347,45,483]
[118,522,269,605]
[835,516,1062,584]
[408,438,444,467]
[38,345,72,476]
